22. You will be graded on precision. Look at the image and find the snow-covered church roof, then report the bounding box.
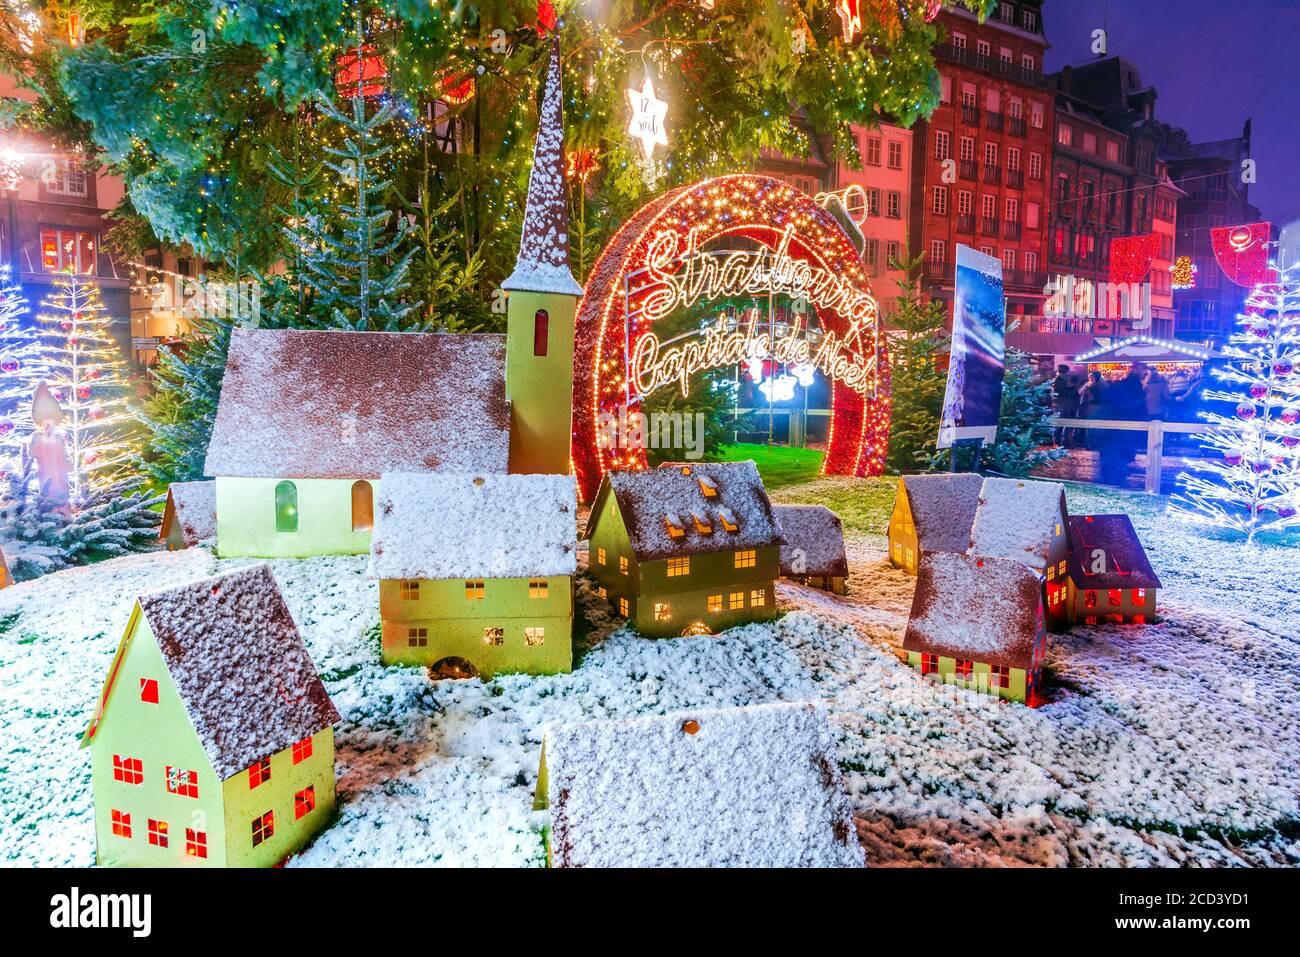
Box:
[367,472,578,581]
[968,477,1068,571]
[537,701,864,868]
[204,328,509,479]
[501,34,583,297]
[899,472,984,553]
[774,504,848,579]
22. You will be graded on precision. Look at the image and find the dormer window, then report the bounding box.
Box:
[718,508,739,533]
[691,512,712,535]
[696,475,717,497]
[665,513,685,538]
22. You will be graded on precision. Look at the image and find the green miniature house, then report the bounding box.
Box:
[774,504,849,594]
[82,564,340,867]
[584,461,784,638]
[368,472,577,677]
[159,480,216,550]
[534,701,864,867]
[886,473,983,575]
[903,551,1048,705]
[203,328,510,559]
[1065,513,1161,625]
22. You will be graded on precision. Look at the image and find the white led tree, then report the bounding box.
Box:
[1171,261,1300,544]
[0,263,42,466]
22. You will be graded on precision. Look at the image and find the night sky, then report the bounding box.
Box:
[1042,0,1300,227]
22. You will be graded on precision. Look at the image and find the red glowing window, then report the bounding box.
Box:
[990,665,1010,688]
[295,785,316,820]
[920,653,939,675]
[147,819,169,847]
[954,660,974,678]
[185,828,208,859]
[248,757,271,789]
[1132,614,1147,625]
[112,755,144,785]
[165,766,199,799]
[533,309,549,356]
[1085,615,1098,625]
[111,810,132,838]
[251,811,274,847]
[1107,589,1122,607]
[1131,588,1146,603]
[139,678,159,703]
[1107,613,1124,624]
[1084,590,1098,609]
[292,736,313,765]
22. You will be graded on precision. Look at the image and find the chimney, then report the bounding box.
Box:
[1061,65,1073,95]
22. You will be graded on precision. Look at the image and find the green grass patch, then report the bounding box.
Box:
[0,613,20,637]
[768,475,897,537]
[716,443,825,490]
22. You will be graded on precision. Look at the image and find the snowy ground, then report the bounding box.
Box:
[1,481,1297,867]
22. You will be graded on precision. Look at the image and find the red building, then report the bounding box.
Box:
[909,1,1054,331]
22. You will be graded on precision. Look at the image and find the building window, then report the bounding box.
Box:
[166,766,199,798]
[407,626,428,647]
[990,665,1010,688]
[951,31,966,50]
[483,627,504,646]
[1085,589,1098,609]
[1002,249,1016,272]
[533,309,549,356]
[1029,152,1043,180]
[864,239,879,268]
[750,589,766,607]
[596,546,607,565]
[1021,54,1035,72]
[667,556,690,577]
[976,39,990,57]
[618,597,629,617]
[292,736,313,765]
[653,602,672,623]
[529,578,549,598]
[728,591,745,610]
[959,136,975,161]
[148,819,169,848]
[707,594,722,613]
[957,190,972,216]
[465,579,485,600]
[1132,588,1147,603]
[44,158,89,197]
[933,130,950,161]
[982,194,996,219]
[887,140,903,169]
[1022,8,1037,31]
[931,185,947,216]
[886,190,901,219]
[1025,251,1039,272]
[886,240,900,265]
[525,626,545,646]
[984,142,998,166]
[251,811,274,847]
[350,480,373,531]
[1005,198,1019,222]
[112,755,144,785]
[274,480,298,533]
[139,677,159,704]
[248,757,271,789]
[920,653,939,675]
[1008,147,1021,171]
[1030,102,1044,129]
[930,239,946,266]
[619,555,629,575]
[1009,98,1023,119]
[734,549,756,569]
[185,828,208,859]
[40,228,97,274]
[1057,123,1073,148]
[399,579,420,600]
[954,659,974,679]
[295,786,316,820]
[865,136,881,166]
[596,586,607,599]
[1108,589,1122,607]
[111,810,132,838]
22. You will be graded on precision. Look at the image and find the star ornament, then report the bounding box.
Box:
[837,0,863,43]
[626,76,669,159]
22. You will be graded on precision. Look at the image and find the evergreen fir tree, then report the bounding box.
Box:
[884,257,949,473]
[0,263,41,467]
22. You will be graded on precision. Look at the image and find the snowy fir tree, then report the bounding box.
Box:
[1171,262,1300,544]
[0,263,42,465]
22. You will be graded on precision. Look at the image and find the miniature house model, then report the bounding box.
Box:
[534,701,864,867]
[0,544,11,589]
[774,504,848,594]
[1066,514,1161,625]
[584,462,784,638]
[159,480,217,550]
[903,552,1049,705]
[367,472,577,677]
[887,473,983,574]
[82,564,340,867]
[968,477,1072,631]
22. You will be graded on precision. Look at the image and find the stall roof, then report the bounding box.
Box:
[1076,336,1224,365]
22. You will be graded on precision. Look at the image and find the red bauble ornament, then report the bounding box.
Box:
[83,451,98,465]
[536,0,558,35]
[1252,460,1272,474]
[1281,408,1300,425]
[0,355,17,373]
[88,405,104,420]
[77,385,91,400]
[86,366,101,380]
[1236,402,1257,420]
[1274,358,1295,377]
[1224,452,1244,466]
[60,320,73,331]
[1211,222,1275,287]
[1250,323,1271,338]
[1249,383,1269,399]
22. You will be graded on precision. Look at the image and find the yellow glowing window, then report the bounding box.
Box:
[665,515,685,538]
[1055,522,1062,537]
[618,597,629,616]
[692,513,713,535]
[729,591,745,610]
[1047,565,1056,580]
[750,589,766,607]
[654,602,672,622]
[619,556,629,575]
[667,557,690,577]
[718,510,738,533]
[399,580,420,600]
[697,476,717,497]
[465,580,486,600]
[707,594,722,613]
[597,586,607,599]
[407,627,427,648]
[734,549,756,569]
[483,627,504,646]
[1058,560,1067,576]
[596,546,606,565]
[525,627,545,646]
[893,543,902,560]
[529,579,548,599]
[906,547,915,568]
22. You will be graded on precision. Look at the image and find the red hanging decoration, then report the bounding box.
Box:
[334,45,388,100]
[565,148,601,186]
[440,73,476,106]
[1211,222,1275,287]
[1109,234,1161,285]
[923,0,943,21]
[536,0,558,35]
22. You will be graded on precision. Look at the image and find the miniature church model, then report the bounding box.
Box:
[82,564,340,867]
[903,552,1048,705]
[367,472,577,677]
[534,701,864,867]
[774,503,848,594]
[584,462,784,638]
[1065,513,1161,625]
[887,473,983,574]
[159,480,216,550]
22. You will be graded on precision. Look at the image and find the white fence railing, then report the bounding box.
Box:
[1049,417,1218,494]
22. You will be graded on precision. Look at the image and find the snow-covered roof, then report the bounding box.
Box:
[367,472,578,581]
[160,480,216,546]
[899,473,984,553]
[204,328,509,479]
[774,504,848,579]
[968,477,1068,571]
[589,462,783,561]
[903,552,1043,670]
[501,35,583,297]
[132,564,339,780]
[1067,514,1161,590]
[538,701,864,868]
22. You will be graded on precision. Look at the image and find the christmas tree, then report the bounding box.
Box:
[0,263,41,466]
[1171,262,1300,544]
[35,271,138,501]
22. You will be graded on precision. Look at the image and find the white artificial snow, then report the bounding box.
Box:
[367,472,577,581]
[901,473,984,553]
[969,476,1067,570]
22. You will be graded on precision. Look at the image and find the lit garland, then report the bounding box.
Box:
[1108,233,1161,285]
[1211,222,1275,288]
[572,173,891,502]
[1171,255,1197,290]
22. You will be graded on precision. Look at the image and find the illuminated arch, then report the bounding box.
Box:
[572,174,892,500]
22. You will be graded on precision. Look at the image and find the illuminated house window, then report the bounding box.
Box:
[920,653,939,675]
[140,678,159,704]
[596,547,607,565]
[166,766,198,798]
[734,549,756,569]
[990,665,1010,688]
[597,586,607,599]
[351,480,374,531]
[691,512,713,535]
[113,755,144,785]
[525,627,545,646]
[274,481,298,533]
[1054,522,1062,537]
[483,627,504,646]
[750,589,766,607]
[1132,588,1146,603]
[728,591,744,610]
[185,829,207,859]
[619,556,629,575]
[717,509,738,533]
[148,819,169,848]
[1107,589,1122,607]
[618,597,629,617]
[1058,560,1067,577]
[399,580,420,600]
[1084,589,1098,609]
[40,227,97,274]
[654,602,672,622]
[1047,565,1055,580]
[954,660,974,679]
[407,627,428,647]
[529,579,549,599]
[295,786,316,820]
[533,309,549,356]
[248,757,271,789]
[697,475,717,497]
[707,594,722,613]
[44,158,88,197]
[667,557,690,577]
[465,579,485,600]
[665,514,685,538]
[111,810,131,838]
[292,736,313,765]
[251,811,274,847]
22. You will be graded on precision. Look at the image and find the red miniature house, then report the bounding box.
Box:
[1065,514,1161,625]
